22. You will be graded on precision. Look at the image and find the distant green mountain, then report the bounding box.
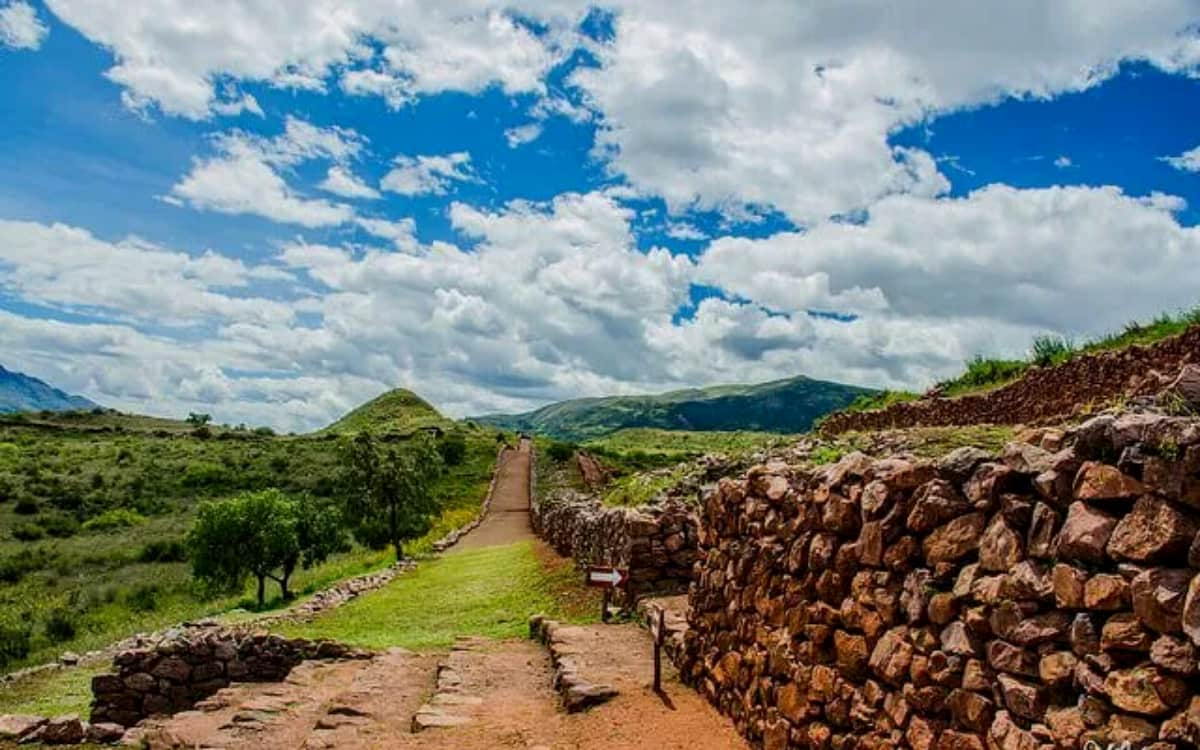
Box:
[472,375,874,441]
[322,388,450,435]
[0,364,98,414]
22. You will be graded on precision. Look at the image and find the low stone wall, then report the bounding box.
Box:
[679,411,1200,749]
[532,489,698,601]
[820,328,1200,434]
[90,623,368,728]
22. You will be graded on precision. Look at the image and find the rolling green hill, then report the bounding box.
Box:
[321,388,451,435]
[0,365,98,414]
[473,375,874,441]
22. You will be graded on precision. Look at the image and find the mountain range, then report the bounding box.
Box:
[471,375,873,441]
[0,365,98,414]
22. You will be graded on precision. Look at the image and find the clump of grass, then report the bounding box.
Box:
[839,390,920,414]
[82,508,147,532]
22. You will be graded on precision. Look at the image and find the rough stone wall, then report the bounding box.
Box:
[532,490,698,600]
[820,328,1200,435]
[679,412,1200,749]
[90,624,367,727]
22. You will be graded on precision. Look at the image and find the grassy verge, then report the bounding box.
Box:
[0,663,104,717]
[274,541,597,650]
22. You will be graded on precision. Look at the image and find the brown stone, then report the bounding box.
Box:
[0,715,46,741]
[908,480,971,533]
[1130,567,1190,633]
[1037,651,1076,687]
[151,656,192,683]
[869,627,913,686]
[834,631,869,679]
[1151,634,1196,675]
[947,689,994,733]
[1102,613,1153,651]
[1104,665,1188,716]
[1045,707,1086,748]
[1074,461,1146,502]
[940,622,976,657]
[906,715,941,750]
[777,682,808,723]
[37,714,85,745]
[924,514,986,565]
[1107,495,1197,563]
[978,517,1023,573]
[1007,611,1069,646]
[1070,613,1101,657]
[86,722,126,743]
[986,641,1038,678]
[996,674,1046,721]
[928,593,957,625]
[1052,563,1086,609]
[1026,503,1060,559]
[962,659,990,692]
[935,730,985,750]
[1084,573,1129,610]
[1055,501,1117,564]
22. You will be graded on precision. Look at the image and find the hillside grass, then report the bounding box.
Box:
[476,375,872,441]
[320,389,449,435]
[0,662,105,717]
[275,541,597,650]
[0,421,498,673]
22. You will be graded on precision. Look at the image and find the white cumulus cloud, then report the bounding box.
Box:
[0,1,48,50]
[381,152,476,196]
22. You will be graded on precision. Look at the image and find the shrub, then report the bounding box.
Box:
[1030,334,1076,367]
[44,609,77,643]
[181,461,229,490]
[138,539,187,563]
[12,523,44,541]
[0,473,15,502]
[14,498,39,515]
[437,432,468,466]
[0,618,31,669]
[37,513,80,538]
[82,508,147,532]
[126,584,161,612]
[546,441,576,462]
[192,426,213,439]
[253,426,275,437]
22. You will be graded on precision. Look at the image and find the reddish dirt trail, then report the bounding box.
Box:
[455,437,534,550]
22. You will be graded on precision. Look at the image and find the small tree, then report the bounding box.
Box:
[188,489,344,607]
[342,433,442,561]
[186,412,212,426]
[437,431,468,466]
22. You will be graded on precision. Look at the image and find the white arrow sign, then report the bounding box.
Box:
[586,567,628,588]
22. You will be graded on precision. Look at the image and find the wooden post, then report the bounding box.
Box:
[652,607,664,692]
[601,587,611,623]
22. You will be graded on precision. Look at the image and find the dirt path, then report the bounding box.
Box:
[130,439,747,749]
[455,437,533,551]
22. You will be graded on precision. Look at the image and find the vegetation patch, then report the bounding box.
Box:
[275,541,596,650]
[0,663,105,717]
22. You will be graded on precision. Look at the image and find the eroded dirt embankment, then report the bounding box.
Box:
[821,326,1200,434]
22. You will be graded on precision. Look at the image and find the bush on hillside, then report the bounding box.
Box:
[0,617,31,669]
[437,431,468,466]
[126,583,161,612]
[12,523,44,541]
[138,538,187,563]
[82,508,147,532]
[14,498,38,515]
[37,513,80,538]
[44,608,77,643]
[546,441,576,462]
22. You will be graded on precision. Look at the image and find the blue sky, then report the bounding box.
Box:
[1,1,1199,430]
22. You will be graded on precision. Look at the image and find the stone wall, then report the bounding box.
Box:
[820,328,1200,435]
[678,412,1200,749]
[90,623,368,727]
[532,489,698,601]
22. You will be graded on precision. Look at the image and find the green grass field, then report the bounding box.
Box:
[0,414,500,673]
[275,542,596,650]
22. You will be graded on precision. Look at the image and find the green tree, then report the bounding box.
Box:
[186,412,212,426]
[187,489,344,607]
[342,433,442,562]
[437,431,468,466]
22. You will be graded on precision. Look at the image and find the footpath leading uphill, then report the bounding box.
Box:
[120,438,745,750]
